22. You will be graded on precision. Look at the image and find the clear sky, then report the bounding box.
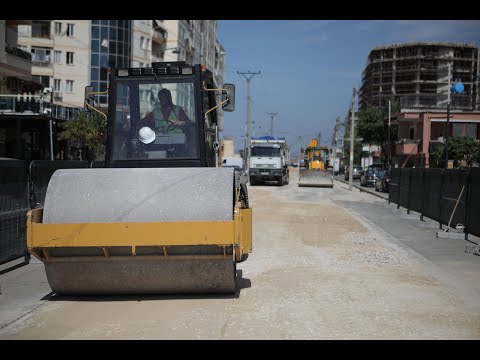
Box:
[216,20,480,156]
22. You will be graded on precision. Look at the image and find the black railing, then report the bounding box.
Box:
[389,167,480,239]
[0,160,92,267]
[5,44,32,61]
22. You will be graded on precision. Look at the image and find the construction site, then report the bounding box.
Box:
[359,42,479,111]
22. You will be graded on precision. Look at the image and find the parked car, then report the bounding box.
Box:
[360,168,381,187]
[374,169,388,192]
[344,165,362,181]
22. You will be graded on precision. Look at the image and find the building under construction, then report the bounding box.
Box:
[359,42,479,112]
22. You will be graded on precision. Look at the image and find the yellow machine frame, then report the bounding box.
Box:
[304,139,329,171]
[27,207,252,263]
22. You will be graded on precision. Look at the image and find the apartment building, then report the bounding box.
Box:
[17,20,90,108]
[163,20,225,129]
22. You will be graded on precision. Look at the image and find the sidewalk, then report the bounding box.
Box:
[0,257,51,331]
[333,177,388,200]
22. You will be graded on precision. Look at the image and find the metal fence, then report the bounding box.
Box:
[0,160,29,265]
[389,167,480,239]
[1,160,92,266]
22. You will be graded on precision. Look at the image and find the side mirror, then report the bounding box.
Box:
[222,83,235,112]
[84,85,94,111]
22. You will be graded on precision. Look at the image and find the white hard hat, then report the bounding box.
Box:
[139,126,156,144]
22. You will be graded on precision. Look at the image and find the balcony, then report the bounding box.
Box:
[4,46,32,78]
[0,94,81,120]
[393,140,419,156]
[152,20,167,44]
[32,55,52,67]
[5,44,32,61]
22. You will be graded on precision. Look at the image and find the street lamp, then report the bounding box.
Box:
[444,61,464,169]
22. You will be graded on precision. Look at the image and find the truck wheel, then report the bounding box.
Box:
[278,177,284,186]
[285,174,289,185]
[249,177,256,186]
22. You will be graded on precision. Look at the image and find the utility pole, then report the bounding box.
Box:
[445,61,451,170]
[349,87,356,191]
[49,89,54,160]
[388,99,391,169]
[237,70,260,171]
[333,117,340,175]
[267,112,278,136]
[297,135,303,164]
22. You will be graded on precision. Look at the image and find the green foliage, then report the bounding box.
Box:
[355,100,400,166]
[449,137,480,167]
[57,110,106,160]
[356,100,400,145]
[429,137,480,168]
[429,142,445,168]
[356,106,384,145]
[342,139,363,165]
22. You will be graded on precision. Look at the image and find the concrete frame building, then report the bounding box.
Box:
[359,42,479,112]
[359,42,480,168]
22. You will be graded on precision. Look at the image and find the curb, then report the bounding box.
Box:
[333,178,388,201]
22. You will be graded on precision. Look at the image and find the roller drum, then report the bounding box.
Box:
[40,167,237,295]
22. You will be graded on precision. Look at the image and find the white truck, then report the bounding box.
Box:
[248,136,290,186]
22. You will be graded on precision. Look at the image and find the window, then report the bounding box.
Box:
[139,37,150,51]
[54,50,61,64]
[31,47,51,64]
[32,75,51,88]
[31,21,50,38]
[53,79,62,92]
[66,52,74,65]
[453,123,462,137]
[66,80,74,93]
[466,123,477,139]
[66,23,75,37]
[54,22,62,35]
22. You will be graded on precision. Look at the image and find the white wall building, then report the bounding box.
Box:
[15,19,226,125]
[17,20,90,108]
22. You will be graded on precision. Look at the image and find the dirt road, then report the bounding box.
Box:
[1,168,479,339]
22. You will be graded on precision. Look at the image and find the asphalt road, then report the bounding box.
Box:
[0,168,479,339]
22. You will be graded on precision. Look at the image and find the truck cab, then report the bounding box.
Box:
[248,136,290,186]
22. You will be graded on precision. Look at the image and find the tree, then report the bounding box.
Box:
[429,137,480,168]
[356,100,400,166]
[449,137,480,167]
[57,110,106,161]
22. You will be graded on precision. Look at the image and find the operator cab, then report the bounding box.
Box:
[85,62,235,168]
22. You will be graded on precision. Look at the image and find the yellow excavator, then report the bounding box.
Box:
[26,62,252,295]
[298,139,333,187]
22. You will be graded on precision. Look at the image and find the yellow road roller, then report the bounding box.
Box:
[298,139,333,187]
[27,62,252,294]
